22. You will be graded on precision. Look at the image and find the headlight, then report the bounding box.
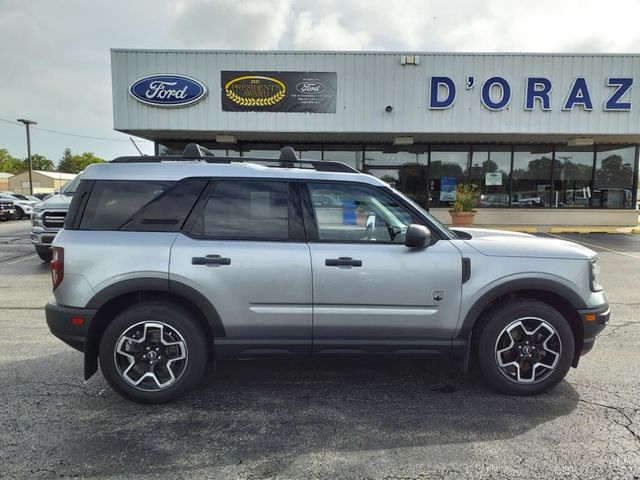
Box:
[31,209,43,227]
[590,259,603,292]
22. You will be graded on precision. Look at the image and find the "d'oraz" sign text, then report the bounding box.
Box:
[129,74,208,107]
[429,76,633,112]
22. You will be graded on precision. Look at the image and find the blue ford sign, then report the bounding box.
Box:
[129,74,208,107]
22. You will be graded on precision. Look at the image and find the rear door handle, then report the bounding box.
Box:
[325,257,362,267]
[192,255,231,266]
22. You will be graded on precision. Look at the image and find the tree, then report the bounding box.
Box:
[73,152,105,172]
[0,149,24,174]
[23,154,55,172]
[57,149,105,174]
[56,148,75,173]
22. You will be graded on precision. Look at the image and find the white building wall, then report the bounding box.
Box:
[111,50,640,137]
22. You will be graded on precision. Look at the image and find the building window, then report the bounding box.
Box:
[552,147,594,208]
[428,147,471,208]
[511,147,553,208]
[323,146,363,170]
[363,148,418,167]
[593,146,636,209]
[470,147,512,208]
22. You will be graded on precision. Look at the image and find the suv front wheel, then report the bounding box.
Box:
[477,299,575,395]
[99,302,209,404]
[35,246,52,262]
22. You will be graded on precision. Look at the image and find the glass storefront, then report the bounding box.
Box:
[429,148,471,208]
[470,147,511,208]
[156,141,638,210]
[512,147,553,208]
[553,147,594,208]
[594,146,636,208]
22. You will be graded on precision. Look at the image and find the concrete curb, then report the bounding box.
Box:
[471,225,640,234]
[548,226,621,234]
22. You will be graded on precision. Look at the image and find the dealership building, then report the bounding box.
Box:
[111,49,640,227]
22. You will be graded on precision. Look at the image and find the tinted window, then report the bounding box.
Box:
[120,178,208,231]
[191,180,289,240]
[80,181,174,230]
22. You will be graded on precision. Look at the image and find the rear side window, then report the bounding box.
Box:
[80,180,174,230]
[188,180,290,240]
[120,178,208,231]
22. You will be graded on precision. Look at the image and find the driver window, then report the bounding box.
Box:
[307,182,416,243]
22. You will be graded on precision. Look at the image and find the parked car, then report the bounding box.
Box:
[0,193,34,220]
[0,197,16,221]
[45,144,609,404]
[31,174,80,261]
[12,193,40,205]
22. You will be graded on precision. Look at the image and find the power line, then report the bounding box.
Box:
[0,117,152,143]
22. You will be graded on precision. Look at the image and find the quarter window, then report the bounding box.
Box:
[80,180,174,230]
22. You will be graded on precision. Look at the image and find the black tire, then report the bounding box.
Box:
[99,301,209,404]
[35,247,52,262]
[12,207,23,220]
[477,299,574,395]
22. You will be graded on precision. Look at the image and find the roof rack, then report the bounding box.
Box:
[111,143,360,173]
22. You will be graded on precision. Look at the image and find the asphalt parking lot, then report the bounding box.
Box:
[0,220,639,480]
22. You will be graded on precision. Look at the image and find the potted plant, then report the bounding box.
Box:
[449,183,479,226]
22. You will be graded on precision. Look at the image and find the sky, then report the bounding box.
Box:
[2,0,640,165]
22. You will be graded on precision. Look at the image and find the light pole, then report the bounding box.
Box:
[17,118,37,195]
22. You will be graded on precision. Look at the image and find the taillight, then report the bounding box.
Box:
[51,247,64,290]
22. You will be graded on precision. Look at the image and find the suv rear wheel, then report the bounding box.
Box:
[99,302,209,404]
[477,299,574,395]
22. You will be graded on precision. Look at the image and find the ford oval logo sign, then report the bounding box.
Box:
[129,74,208,107]
[295,81,326,94]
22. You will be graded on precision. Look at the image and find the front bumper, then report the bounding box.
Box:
[31,229,59,248]
[0,208,16,220]
[578,303,610,356]
[45,302,96,352]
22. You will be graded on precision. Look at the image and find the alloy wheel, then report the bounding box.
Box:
[494,317,562,384]
[113,321,188,391]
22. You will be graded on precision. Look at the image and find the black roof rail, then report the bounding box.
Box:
[111,143,359,173]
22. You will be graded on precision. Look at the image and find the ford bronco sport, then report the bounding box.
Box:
[45,144,609,404]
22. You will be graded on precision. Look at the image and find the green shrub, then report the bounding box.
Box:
[451,183,479,213]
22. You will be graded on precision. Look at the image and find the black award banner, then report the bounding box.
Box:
[221,71,337,113]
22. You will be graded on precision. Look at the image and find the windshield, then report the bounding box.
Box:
[61,174,82,195]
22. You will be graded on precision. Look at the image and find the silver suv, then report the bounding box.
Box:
[45,145,609,404]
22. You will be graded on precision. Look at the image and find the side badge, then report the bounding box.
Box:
[432,290,445,302]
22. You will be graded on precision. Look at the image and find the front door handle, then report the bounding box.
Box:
[192,255,231,266]
[325,257,362,267]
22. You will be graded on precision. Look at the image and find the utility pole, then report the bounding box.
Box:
[17,118,37,195]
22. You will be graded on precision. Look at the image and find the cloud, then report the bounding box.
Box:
[293,12,371,50]
[171,0,291,49]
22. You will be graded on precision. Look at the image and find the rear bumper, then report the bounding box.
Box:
[45,302,96,352]
[578,303,610,356]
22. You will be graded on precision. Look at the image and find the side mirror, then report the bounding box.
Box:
[405,224,431,248]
